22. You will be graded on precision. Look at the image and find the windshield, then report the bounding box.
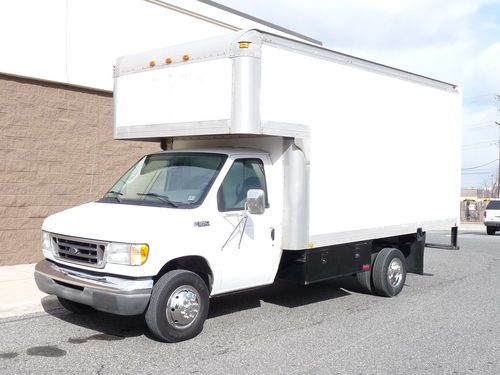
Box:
[486,201,500,210]
[100,152,227,208]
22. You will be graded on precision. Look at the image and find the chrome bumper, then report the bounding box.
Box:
[484,221,500,228]
[34,259,153,315]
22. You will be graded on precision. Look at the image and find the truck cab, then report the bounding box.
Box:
[36,147,283,341]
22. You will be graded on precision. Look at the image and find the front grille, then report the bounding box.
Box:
[52,235,106,268]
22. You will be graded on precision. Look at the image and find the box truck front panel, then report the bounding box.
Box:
[260,44,461,246]
[114,58,233,135]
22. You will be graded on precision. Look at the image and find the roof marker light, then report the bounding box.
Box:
[149,60,156,67]
[239,41,251,48]
[165,57,173,64]
[182,54,190,61]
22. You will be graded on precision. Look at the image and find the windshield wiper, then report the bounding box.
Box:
[136,193,179,207]
[107,190,123,196]
[106,190,123,202]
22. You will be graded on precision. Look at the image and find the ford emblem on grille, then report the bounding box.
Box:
[69,247,80,255]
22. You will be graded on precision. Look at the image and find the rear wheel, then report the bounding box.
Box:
[145,270,209,343]
[57,297,94,314]
[486,227,496,235]
[372,248,406,297]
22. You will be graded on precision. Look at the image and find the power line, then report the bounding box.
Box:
[464,120,494,128]
[462,159,500,170]
[462,169,498,172]
[462,172,497,175]
[462,170,498,175]
[462,140,500,149]
[463,93,497,101]
[464,125,493,132]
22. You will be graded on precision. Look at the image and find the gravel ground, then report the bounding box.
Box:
[0,230,498,375]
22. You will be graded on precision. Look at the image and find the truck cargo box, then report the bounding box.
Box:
[114,29,461,250]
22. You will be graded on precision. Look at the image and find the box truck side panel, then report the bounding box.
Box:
[260,44,461,247]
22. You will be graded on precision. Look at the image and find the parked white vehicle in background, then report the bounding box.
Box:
[484,200,500,235]
[35,30,462,342]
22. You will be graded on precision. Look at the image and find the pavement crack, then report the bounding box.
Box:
[96,364,105,375]
[68,333,125,344]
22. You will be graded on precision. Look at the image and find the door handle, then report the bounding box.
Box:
[270,227,275,241]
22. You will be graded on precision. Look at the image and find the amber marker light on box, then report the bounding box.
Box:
[182,54,190,61]
[165,57,173,64]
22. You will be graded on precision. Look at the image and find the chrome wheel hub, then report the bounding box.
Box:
[166,285,200,329]
[387,258,403,287]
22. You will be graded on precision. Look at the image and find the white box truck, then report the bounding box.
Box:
[35,30,462,342]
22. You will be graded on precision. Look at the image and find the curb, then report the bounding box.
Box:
[0,263,62,319]
[0,296,61,319]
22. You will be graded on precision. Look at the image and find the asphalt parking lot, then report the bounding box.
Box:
[0,229,498,375]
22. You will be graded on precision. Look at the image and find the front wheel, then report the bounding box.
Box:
[145,270,209,343]
[486,227,496,235]
[372,248,407,297]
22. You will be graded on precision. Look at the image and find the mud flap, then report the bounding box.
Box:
[406,228,425,275]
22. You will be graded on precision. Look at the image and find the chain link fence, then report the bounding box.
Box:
[460,200,487,223]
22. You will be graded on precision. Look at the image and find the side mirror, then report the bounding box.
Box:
[246,189,265,215]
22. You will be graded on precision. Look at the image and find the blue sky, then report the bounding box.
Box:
[217,0,500,189]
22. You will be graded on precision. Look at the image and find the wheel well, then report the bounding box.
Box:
[371,232,425,275]
[155,256,213,291]
[372,233,416,257]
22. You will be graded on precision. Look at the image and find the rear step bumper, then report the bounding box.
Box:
[425,226,460,250]
[34,259,153,315]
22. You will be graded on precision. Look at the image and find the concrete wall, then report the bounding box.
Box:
[0,0,317,91]
[0,74,158,265]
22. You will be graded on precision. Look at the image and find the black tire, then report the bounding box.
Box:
[356,253,377,294]
[372,248,407,297]
[145,270,209,343]
[486,227,496,235]
[57,297,94,314]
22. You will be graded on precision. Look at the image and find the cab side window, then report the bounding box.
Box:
[218,158,268,212]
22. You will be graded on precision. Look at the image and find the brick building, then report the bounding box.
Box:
[0,75,159,265]
[0,0,318,265]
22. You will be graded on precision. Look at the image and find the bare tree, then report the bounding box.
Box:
[481,175,498,198]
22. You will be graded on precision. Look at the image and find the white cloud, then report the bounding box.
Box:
[463,43,500,97]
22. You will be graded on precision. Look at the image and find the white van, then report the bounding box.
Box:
[484,200,500,235]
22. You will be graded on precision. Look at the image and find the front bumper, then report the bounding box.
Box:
[484,221,500,228]
[34,259,153,315]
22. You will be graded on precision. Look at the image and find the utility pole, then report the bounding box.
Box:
[496,119,500,198]
[496,94,500,197]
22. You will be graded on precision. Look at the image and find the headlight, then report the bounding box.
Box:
[106,243,149,266]
[42,231,54,257]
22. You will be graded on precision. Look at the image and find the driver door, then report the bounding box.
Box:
[214,156,279,293]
